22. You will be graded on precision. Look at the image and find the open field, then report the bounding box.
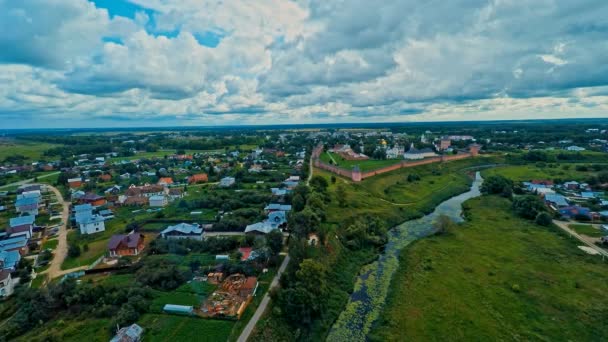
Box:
[482,164,596,182]
[0,140,60,162]
[371,196,608,341]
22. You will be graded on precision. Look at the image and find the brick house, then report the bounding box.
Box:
[108,233,145,257]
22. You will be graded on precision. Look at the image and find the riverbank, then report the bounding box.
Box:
[251,158,493,341]
[327,172,484,340]
[370,196,608,341]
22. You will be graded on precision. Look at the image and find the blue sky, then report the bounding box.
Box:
[0,0,607,128]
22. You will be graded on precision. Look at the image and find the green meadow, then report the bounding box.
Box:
[371,196,608,341]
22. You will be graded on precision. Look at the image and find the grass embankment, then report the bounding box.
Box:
[569,224,604,238]
[371,196,608,341]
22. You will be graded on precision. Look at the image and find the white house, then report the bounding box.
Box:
[160,223,203,241]
[149,195,168,207]
[74,204,105,235]
[566,146,586,152]
[0,270,15,298]
[220,177,236,187]
[78,214,106,235]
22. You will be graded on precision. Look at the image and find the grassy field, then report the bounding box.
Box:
[317,157,497,226]
[0,140,60,162]
[371,196,608,341]
[16,317,112,342]
[138,314,235,341]
[319,151,402,171]
[569,224,604,237]
[482,164,595,182]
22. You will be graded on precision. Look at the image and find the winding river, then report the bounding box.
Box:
[327,172,484,341]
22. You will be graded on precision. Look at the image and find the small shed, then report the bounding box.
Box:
[163,304,194,315]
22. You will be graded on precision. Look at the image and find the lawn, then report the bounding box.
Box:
[138,314,235,342]
[61,234,107,270]
[41,238,58,250]
[569,224,604,238]
[371,196,608,341]
[320,151,402,171]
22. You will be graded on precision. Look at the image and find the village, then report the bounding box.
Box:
[0,123,608,341]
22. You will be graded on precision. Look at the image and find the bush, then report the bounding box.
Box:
[68,244,81,258]
[535,212,553,226]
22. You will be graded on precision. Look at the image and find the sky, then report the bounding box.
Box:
[1,0,607,128]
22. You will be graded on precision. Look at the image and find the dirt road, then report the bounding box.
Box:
[552,220,608,258]
[38,184,72,279]
[237,254,291,342]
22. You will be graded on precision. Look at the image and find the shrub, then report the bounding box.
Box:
[535,212,553,226]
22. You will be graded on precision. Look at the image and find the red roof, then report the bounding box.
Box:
[158,177,174,185]
[189,174,208,184]
[238,247,252,261]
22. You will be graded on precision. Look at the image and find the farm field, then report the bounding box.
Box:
[371,196,608,341]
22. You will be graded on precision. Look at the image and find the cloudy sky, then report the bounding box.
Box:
[1,0,607,128]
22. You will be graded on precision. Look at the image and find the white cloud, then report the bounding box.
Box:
[0,0,607,127]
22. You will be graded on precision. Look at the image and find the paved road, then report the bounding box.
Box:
[38,184,72,279]
[0,171,60,190]
[553,220,608,258]
[237,254,291,342]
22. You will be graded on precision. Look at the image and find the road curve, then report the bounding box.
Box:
[237,254,291,342]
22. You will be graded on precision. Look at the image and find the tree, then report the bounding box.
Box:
[292,194,306,212]
[330,175,336,184]
[266,229,284,256]
[68,244,81,258]
[481,175,513,197]
[513,195,546,220]
[309,175,328,193]
[433,215,455,235]
[535,212,553,226]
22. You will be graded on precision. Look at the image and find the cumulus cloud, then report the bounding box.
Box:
[0,0,607,127]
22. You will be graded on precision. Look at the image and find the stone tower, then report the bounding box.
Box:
[351,165,362,182]
[469,144,481,156]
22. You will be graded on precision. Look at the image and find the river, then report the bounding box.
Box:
[327,172,484,341]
